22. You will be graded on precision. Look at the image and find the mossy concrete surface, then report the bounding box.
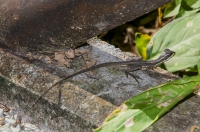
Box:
[0,39,182,131]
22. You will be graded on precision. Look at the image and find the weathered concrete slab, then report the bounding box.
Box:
[0,39,179,131]
[144,95,200,132]
[0,0,172,52]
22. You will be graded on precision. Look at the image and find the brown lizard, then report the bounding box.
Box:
[32,49,175,106]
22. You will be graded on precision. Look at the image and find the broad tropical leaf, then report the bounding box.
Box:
[95,76,200,132]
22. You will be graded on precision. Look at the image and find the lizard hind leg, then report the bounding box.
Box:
[144,67,154,77]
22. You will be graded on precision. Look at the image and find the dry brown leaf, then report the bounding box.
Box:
[28,52,33,60]
[18,74,26,82]
[74,49,87,56]
[44,56,52,64]
[138,26,157,35]
[82,47,93,61]
[55,52,65,61]
[65,49,75,59]
[55,47,96,68]
[55,51,72,67]
[0,48,5,54]
[63,58,72,67]
[75,47,96,68]
[85,59,97,68]
[190,125,200,132]
[0,102,10,112]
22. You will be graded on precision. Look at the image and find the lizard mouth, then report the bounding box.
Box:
[162,49,175,62]
[167,53,175,62]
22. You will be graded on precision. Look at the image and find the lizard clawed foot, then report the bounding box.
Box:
[125,71,142,83]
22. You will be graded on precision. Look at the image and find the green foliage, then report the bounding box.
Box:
[164,0,182,18]
[146,13,200,72]
[186,0,200,8]
[96,2,200,132]
[164,0,200,18]
[135,33,151,60]
[94,76,200,132]
[198,58,200,75]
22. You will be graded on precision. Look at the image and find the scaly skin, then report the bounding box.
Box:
[32,49,175,106]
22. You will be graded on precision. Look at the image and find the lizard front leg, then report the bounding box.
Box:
[124,67,142,83]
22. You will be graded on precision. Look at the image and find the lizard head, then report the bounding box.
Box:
[160,49,175,62]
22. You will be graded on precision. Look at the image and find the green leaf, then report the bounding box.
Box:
[164,0,200,18]
[185,66,197,72]
[175,0,200,18]
[198,58,200,75]
[135,33,151,60]
[176,7,200,18]
[163,0,182,18]
[94,76,200,132]
[147,13,200,72]
[185,0,200,9]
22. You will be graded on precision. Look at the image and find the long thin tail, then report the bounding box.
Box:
[31,61,129,106]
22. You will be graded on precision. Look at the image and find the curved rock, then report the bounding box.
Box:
[0,0,171,52]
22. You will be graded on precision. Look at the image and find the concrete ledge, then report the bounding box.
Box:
[0,39,177,131]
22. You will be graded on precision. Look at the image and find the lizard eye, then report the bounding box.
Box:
[164,49,175,55]
[164,49,170,53]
